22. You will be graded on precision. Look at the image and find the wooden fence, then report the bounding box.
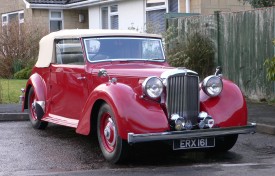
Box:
[166,7,275,100]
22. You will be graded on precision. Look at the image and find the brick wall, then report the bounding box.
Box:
[31,9,49,30]
[0,0,23,13]
[63,10,88,29]
[201,0,251,14]
[179,0,251,15]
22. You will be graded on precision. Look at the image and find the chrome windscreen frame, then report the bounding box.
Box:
[83,37,166,63]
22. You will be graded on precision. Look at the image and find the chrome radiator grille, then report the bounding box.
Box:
[166,74,199,125]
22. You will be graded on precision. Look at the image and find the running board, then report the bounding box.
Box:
[43,114,79,128]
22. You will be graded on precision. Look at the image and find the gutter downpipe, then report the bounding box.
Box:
[186,0,190,13]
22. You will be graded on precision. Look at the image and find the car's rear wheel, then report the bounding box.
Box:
[214,134,238,152]
[28,87,48,129]
[97,103,129,163]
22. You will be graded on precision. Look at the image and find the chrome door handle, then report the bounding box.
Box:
[77,76,86,80]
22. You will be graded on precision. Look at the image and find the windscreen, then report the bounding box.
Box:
[84,37,165,62]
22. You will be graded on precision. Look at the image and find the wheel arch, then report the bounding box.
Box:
[200,78,248,127]
[23,84,33,110]
[76,82,169,140]
[23,73,47,111]
[90,99,106,137]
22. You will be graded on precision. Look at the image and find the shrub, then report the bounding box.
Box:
[0,21,46,78]
[14,67,32,79]
[264,57,275,81]
[165,26,215,78]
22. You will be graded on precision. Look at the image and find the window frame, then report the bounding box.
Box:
[55,38,85,65]
[1,10,24,27]
[110,5,119,29]
[101,6,109,29]
[145,0,179,33]
[2,15,7,26]
[101,5,119,29]
[49,10,64,32]
[1,10,24,34]
[83,37,165,63]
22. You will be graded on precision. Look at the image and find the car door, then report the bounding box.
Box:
[49,39,88,120]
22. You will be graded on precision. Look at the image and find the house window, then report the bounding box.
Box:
[145,0,178,34]
[110,5,118,29]
[101,7,109,29]
[145,0,166,34]
[101,5,119,29]
[50,10,63,32]
[169,0,178,13]
[1,15,7,33]
[19,12,24,23]
[2,15,7,26]
[1,10,24,33]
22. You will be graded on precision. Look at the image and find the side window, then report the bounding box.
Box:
[55,39,84,65]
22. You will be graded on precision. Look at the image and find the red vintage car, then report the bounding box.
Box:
[22,29,256,163]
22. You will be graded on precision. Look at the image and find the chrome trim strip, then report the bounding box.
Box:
[128,123,256,144]
[83,37,165,63]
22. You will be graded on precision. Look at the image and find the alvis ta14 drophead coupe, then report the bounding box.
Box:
[22,29,256,163]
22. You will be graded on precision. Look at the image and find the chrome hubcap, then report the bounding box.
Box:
[104,125,111,140]
[104,118,116,147]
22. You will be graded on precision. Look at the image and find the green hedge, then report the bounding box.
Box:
[13,67,32,79]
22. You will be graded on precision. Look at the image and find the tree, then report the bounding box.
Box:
[240,0,275,8]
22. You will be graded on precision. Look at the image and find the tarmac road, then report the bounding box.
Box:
[0,121,275,176]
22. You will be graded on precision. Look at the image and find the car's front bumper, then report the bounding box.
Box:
[127,123,256,144]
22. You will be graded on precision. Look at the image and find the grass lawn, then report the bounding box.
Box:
[0,79,27,104]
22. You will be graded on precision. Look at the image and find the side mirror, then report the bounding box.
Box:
[98,68,107,77]
[215,66,222,76]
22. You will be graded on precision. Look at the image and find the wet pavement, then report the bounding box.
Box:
[0,121,275,175]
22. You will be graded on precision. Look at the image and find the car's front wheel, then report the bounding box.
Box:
[28,87,48,129]
[97,103,129,163]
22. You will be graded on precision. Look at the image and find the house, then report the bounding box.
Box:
[0,0,251,34]
[87,0,251,33]
[0,0,89,33]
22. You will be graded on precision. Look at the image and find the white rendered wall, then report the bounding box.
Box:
[88,6,100,29]
[88,0,145,31]
[118,0,145,31]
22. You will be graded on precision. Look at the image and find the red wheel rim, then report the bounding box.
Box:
[29,92,38,120]
[100,112,117,153]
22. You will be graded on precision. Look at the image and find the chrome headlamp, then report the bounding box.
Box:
[142,76,163,99]
[202,75,223,97]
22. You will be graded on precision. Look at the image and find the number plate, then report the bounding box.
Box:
[173,137,215,150]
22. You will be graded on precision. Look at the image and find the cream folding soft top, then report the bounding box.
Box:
[36,29,162,68]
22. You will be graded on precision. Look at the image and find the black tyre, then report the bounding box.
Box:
[97,103,129,163]
[214,134,238,152]
[28,87,48,129]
